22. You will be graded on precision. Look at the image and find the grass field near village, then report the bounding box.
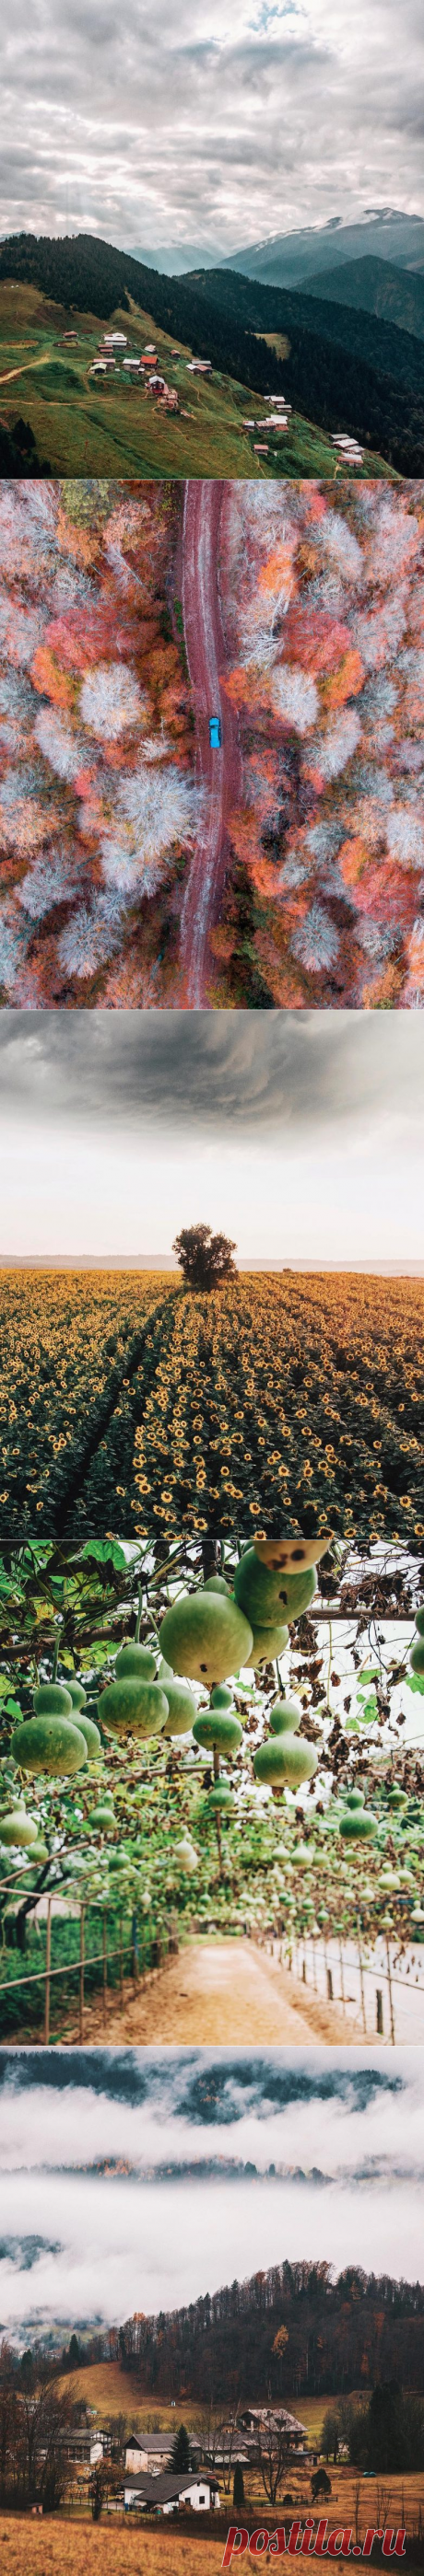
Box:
[0,1267,422,1543]
[56,2365,358,2444]
[57,2366,338,2436]
[1,2472,424,2576]
[0,282,395,478]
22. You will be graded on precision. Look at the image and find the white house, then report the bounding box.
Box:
[102,331,128,347]
[124,2469,220,2516]
[331,437,363,464]
[186,358,212,375]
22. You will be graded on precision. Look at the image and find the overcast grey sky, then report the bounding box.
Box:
[0,2049,421,2338]
[0,1012,423,1262]
[0,0,424,251]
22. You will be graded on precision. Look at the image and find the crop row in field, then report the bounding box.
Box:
[0,1269,422,1543]
[0,1271,172,1526]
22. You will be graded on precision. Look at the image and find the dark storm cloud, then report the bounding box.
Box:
[0,0,423,249]
[0,1011,422,1143]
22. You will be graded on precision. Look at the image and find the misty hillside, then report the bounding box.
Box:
[303,254,424,343]
[118,2259,424,2403]
[127,243,223,274]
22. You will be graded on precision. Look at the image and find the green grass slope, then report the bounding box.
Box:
[0,279,393,479]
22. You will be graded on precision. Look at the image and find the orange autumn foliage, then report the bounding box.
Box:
[252,928,307,1004]
[339,836,371,888]
[407,925,424,985]
[55,508,99,566]
[361,959,404,1006]
[30,646,76,707]
[222,665,264,712]
[281,609,351,673]
[256,543,297,598]
[322,648,364,706]
[208,924,237,960]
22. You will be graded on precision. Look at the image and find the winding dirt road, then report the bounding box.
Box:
[180,480,241,1005]
[61,1939,351,2048]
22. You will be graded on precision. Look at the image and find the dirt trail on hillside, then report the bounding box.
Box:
[62,1937,355,2047]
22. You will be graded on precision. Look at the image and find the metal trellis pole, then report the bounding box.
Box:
[338,1939,347,2015]
[44,1897,52,2047]
[385,1936,395,2044]
[357,1926,367,2036]
[79,1907,85,2042]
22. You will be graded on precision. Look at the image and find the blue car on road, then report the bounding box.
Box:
[209,716,222,748]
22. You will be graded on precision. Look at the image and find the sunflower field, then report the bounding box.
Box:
[0,1267,422,1544]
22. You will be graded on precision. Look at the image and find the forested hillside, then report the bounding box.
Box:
[118,2260,424,2402]
[0,231,423,467]
[192,265,424,470]
[305,255,424,343]
[0,232,289,400]
[195,263,424,399]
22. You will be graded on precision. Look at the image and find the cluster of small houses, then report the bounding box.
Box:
[64,329,363,458]
[241,401,363,464]
[241,393,291,454]
[59,2403,312,2519]
[86,331,212,410]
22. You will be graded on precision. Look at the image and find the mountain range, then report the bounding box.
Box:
[125,208,424,286]
[221,206,424,288]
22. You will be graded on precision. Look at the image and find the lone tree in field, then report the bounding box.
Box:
[172,1224,237,1292]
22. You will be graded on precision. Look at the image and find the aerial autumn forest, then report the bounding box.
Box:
[0,476,423,1009]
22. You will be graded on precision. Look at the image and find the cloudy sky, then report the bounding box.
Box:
[1,0,423,252]
[0,2048,421,2339]
[0,1011,423,1265]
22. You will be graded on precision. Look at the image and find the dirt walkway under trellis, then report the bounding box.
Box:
[61,1937,357,2047]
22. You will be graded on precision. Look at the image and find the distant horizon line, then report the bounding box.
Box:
[2,199,421,259]
[0,1256,422,1276]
